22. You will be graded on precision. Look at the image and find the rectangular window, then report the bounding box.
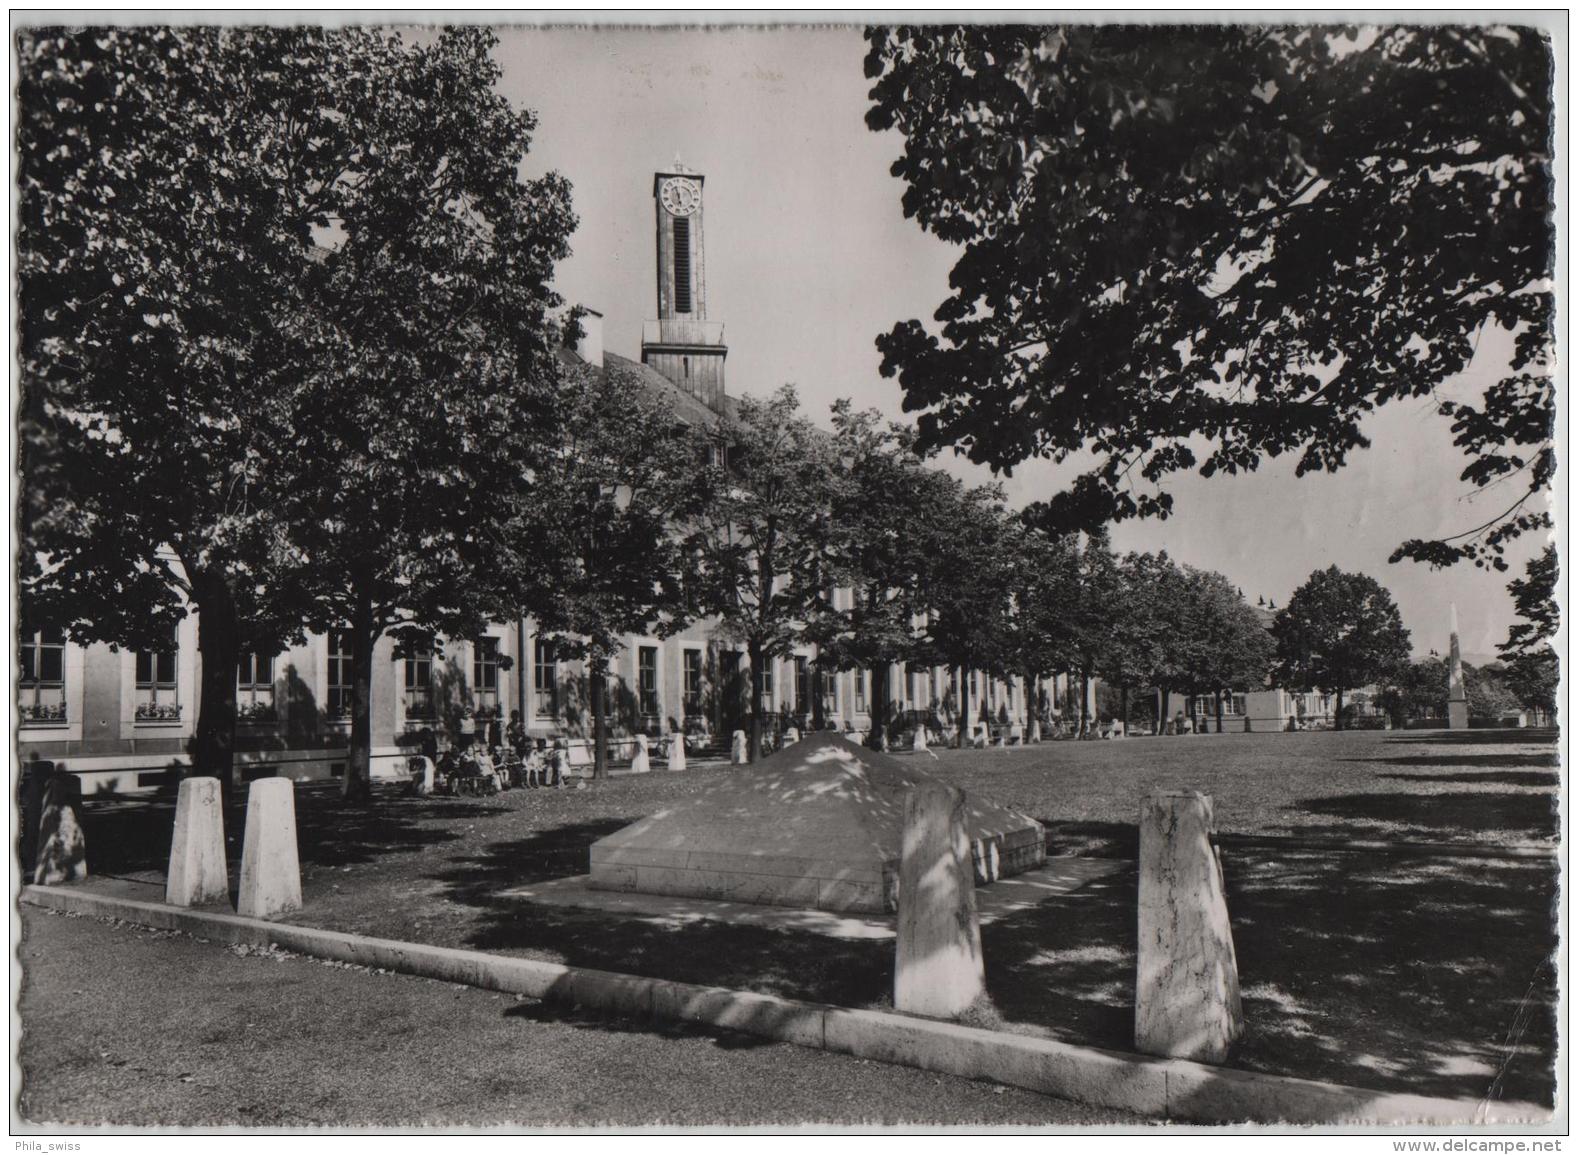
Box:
[673,215,692,313]
[683,650,703,716]
[759,660,774,700]
[638,646,659,718]
[135,626,180,721]
[19,626,67,723]
[794,657,809,716]
[404,643,434,721]
[473,637,501,718]
[327,631,353,720]
[534,638,557,718]
[855,669,868,714]
[237,651,276,721]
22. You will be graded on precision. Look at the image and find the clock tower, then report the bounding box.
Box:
[642,161,728,411]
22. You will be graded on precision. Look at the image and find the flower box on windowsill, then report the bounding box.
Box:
[20,703,68,726]
[237,704,279,725]
[135,703,183,725]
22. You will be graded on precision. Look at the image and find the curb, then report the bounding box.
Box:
[21,885,1551,1127]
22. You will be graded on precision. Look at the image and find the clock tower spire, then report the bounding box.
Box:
[642,161,728,411]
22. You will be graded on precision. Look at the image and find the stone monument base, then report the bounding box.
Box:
[589,733,1044,914]
[1448,700,1469,729]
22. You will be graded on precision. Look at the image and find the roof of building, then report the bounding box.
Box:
[557,345,737,429]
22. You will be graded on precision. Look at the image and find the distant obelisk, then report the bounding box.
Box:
[1447,603,1469,729]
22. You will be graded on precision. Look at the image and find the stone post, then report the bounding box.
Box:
[731,729,749,765]
[1135,790,1243,1064]
[33,770,87,886]
[894,780,985,1019]
[166,776,229,907]
[237,778,302,920]
[630,733,651,774]
[911,724,928,752]
[666,733,687,771]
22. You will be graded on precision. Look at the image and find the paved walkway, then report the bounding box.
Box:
[17,906,1147,1129]
[501,857,1126,940]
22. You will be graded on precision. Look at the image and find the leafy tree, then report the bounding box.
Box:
[691,387,837,761]
[808,403,943,751]
[1379,656,1448,724]
[1499,545,1559,722]
[915,481,1019,746]
[276,28,574,799]
[529,355,706,778]
[1274,566,1413,728]
[1100,550,1174,733]
[1465,662,1521,719]
[1003,523,1082,735]
[18,28,376,785]
[864,25,1554,567]
[1175,567,1275,732]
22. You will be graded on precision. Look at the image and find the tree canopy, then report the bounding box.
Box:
[864,24,1554,568]
[1498,544,1559,720]
[1274,565,1412,726]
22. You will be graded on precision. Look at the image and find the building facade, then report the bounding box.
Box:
[20,164,1045,793]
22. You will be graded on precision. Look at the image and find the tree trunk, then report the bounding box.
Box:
[1079,668,1091,736]
[1030,673,1041,739]
[1335,687,1345,731]
[1120,684,1129,735]
[1214,689,1224,734]
[189,568,241,792]
[747,638,764,763]
[1161,687,1172,734]
[344,588,377,803]
[956,666,971,747]
[867,663,888,752]
[590,656,610,779]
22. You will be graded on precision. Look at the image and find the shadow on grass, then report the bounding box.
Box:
[1040,820,1138,859]
[1225,849,1557,1106]
[424,827,894,1007]
[1287,791,1558,841]
[1344,753,1560,771]
[976,849,1557,1106]
[1378,771,1560,788]
[1381,730,1558,748]
[76,785,498,876]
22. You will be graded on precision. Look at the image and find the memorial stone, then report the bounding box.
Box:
[667,733,687,771]
[731,729,749,765]
[630,733,651,774]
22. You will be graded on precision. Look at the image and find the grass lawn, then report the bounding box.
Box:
[69,727,1559,1107]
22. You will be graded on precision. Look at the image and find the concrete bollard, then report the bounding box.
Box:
[237,778,302,920]
[630,734,651,774]
[33,770,87,886]
[912,724,928,752]
[666,734,687,772]
[895,779,985,1018]
[731,729,749,765]
[1135,790,1243,1064]
[166,777,229,907]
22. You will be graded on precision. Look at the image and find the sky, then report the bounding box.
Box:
[490,23,1554,661]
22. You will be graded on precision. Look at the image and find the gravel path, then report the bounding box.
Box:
[17,906,1150,1129]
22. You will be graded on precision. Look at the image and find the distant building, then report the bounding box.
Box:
[20,163,1049,792]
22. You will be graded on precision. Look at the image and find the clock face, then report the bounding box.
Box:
[661,177,701,217]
